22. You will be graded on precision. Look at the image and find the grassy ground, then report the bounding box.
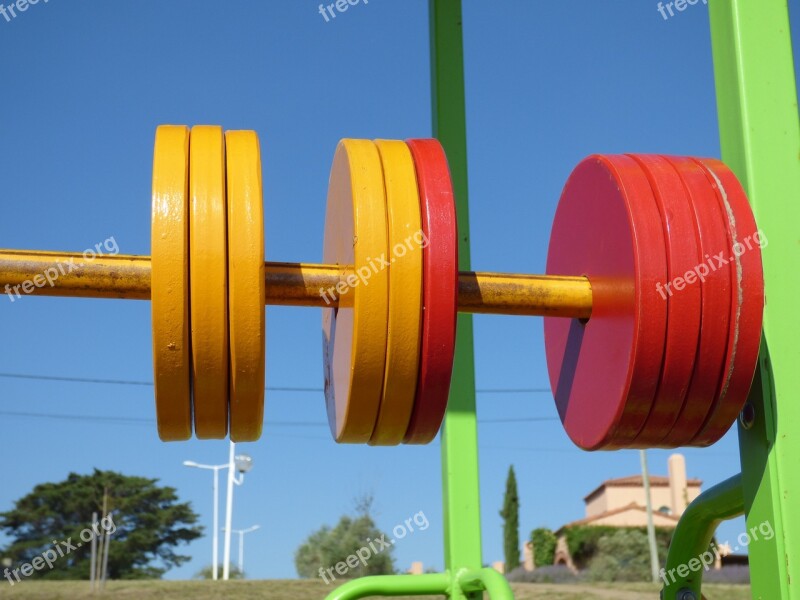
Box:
[0,580,751,599]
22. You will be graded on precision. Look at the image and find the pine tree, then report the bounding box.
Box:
[499,465,520,571]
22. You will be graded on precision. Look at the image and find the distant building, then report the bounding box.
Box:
[550,454,705,570]
[577,454,701,526]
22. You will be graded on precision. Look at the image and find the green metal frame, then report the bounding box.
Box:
[327,0,799,598]
[663,1,800,598]
[662,475,744,598]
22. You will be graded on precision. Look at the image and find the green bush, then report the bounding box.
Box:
[194,564,244,580]
[530,528,557,567]
[563,525,672,569]
[294,513,395,580]
[588,529,651,582]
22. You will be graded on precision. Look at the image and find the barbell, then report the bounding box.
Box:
[0,125,764,451]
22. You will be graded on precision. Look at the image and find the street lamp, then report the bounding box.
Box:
[223,442,253,580]
[221,525,260,575]
[182,459,228,581]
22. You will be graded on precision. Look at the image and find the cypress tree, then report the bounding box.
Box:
[499,465,520,571]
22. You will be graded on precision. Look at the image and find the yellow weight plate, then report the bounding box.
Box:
[370,140,423,445]
[322,139,389,443]
[190,125,229,439]
[226,130,265,442]
[151,125,192,441]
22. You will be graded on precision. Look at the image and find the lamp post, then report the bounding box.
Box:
[223,442,253,581]
[182,459,228,580]
[221,524,260,575]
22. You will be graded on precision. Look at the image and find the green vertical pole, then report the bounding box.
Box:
[430,1,483,597]
[708,0,800,598]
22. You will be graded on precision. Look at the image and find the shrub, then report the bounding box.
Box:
[294,507,394,579]
[564,525,672,569]
[588,529,651,582]
[530,528,557,567]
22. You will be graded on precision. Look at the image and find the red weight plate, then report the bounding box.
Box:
[658,157,732,447]
[627,155,701,446]
[403,138,458,445]
[690,158,764,446]
[544,155,667,451]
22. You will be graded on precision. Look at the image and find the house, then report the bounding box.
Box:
[551,454,703,569]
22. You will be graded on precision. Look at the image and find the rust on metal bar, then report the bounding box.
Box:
[0,250,593,319]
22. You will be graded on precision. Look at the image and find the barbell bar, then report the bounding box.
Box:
[0,251,594,318]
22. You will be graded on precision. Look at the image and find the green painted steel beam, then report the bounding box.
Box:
[661,475,744,598]
[708,0,800,597]
[430,2,484,599]
[324,573,452,600]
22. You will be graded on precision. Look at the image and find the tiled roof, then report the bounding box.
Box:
[584,474,702,503]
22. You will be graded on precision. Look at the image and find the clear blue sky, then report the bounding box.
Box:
[1,0,798,582]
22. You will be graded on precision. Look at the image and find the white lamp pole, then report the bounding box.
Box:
[221,525,260,575]
[222,442,253,581]
[182,460,227,580]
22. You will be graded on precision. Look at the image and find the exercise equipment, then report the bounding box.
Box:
[403,139,458,445]
[2,1,792,597]
[189,125,229,439]
[150,125,192,442]
[544,155,669,451]
[690,157,764,446]
[322,139,390,444]
[628,154,701,447]
[226,130,266,442]
[369,140,423,446]
[0,130,765,451]
[657,156,733,447]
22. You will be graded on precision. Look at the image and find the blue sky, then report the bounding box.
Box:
[1,0,798,582]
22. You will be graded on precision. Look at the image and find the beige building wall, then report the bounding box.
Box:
[584,491,608,518]
[587,485,676,518]
[523,541,534,572]
[586,478,701,518]
[589,506,681,528]
[408,562,423,575]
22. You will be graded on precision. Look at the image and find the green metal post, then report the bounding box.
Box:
[661,475,744,598]
[430,3,484,599]
[708,0,800,598]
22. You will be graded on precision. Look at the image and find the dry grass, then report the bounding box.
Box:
[0,579,751,599]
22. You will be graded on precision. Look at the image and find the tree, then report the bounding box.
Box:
[588,529,651,582]
[194,564,243,580]
[499,465,520,571]
[0,469,202,579]
[530,528,557,567]
[295,498,394,581]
